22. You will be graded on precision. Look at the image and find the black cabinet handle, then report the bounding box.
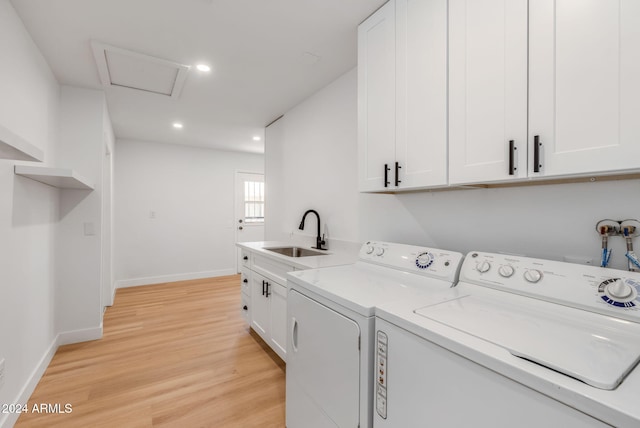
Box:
[243,278,248,283]
[384,164,390,188]
[243,305,248,311]
[533,135,541,173]
[243,256,248,261]
[508,140,516,175]
[262,280,266,296]
[265,282,271,298]
[395,162,402,186]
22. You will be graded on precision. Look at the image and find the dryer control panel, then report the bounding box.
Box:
[359,241,463,283]
[460,252,640,323]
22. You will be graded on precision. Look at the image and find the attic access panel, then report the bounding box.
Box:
[91,42,189,98]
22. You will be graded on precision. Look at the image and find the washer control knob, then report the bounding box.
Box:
[376,247,385,256]
[606,280,633,299]
[498,265,515,278]
[415,252,434,269]
[476,260,491,273]
[524,269,543,283]
[365,245,374,254]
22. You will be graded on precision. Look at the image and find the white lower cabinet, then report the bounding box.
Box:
[268,281,288,358]
[247,254,294,362]
[240,268,251,326]
[250,273,270,338]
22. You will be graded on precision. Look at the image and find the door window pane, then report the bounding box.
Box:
[244,181,264,223]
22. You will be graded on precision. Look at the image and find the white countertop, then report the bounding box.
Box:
[236,241,359,270]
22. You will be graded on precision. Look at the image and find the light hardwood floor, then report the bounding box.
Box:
[16,275,286,428]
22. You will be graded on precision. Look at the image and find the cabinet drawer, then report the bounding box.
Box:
[241,293,250,326]
[253,254,294,284]
[241,249,251,268]
[240,268,251,296]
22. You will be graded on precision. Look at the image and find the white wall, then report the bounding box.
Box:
[265,69,429,249]
[55,87,108,342]
[0,2,60,427]
[114,139,264,287]
[266,67,640,270]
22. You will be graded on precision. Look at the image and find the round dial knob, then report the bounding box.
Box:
[376,247,385,256]
[365,245,374,254]
[498,265,515,278]
[476,260,491,273]
[606,280,634,299]
[524,269,543,283]
[415,252,434,269]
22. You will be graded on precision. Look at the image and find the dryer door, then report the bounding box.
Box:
[287,289,361,428]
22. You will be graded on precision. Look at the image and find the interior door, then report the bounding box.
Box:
[287,290,361,428]
[235,172,265,272]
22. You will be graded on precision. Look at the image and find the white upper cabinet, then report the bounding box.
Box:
[448,0,528,185]
[358,1,396,191]
[451,0,640,185]
[529,0,640,177]
[358,0,448,192]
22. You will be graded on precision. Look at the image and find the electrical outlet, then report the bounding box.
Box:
[0,358,5,389]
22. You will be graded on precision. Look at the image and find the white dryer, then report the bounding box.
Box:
[374,252,640,428]
[285,241,463,428]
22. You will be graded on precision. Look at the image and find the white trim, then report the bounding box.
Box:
[0,338,58,428]
[0,324,105,428]
[90,40,190,99]
[115,269,236,289]
[57,325,103,346]
[0,123,44,162]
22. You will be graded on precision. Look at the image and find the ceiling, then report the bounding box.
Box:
[11,0,385,154]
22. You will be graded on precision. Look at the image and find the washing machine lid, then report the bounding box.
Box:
[414,293,640,390]
[287,262,456,317]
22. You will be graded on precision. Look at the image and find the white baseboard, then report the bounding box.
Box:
[0,324,104,428]
[57,325,103,346]
[115,269,236,289]
[0,337,58,428]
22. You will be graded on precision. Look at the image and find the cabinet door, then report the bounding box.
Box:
[395,0,448,188]
[529,0,640,177]
[358,1,396,192]
[269,282,287,361]
[449,0,528,185]
[250,273,270,341]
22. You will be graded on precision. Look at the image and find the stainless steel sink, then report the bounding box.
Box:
[264,246,327,258]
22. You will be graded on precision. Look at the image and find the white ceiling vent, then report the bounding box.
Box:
[91,41,190,98]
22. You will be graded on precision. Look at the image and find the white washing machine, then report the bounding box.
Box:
[374,252,640,428]
[285,241,463,428]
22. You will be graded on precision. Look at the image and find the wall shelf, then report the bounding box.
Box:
[0,124,44,162]
[14,165,94,190]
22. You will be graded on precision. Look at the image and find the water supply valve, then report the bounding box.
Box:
[596,219,640,270]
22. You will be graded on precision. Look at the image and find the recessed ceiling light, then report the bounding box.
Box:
[173,122,183,129]
[253,136,261,141]
[196,64,211,72]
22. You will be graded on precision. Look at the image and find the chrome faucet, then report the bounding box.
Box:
[299,209,326,250]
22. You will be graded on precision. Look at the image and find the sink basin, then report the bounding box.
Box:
[264,246,328,258]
